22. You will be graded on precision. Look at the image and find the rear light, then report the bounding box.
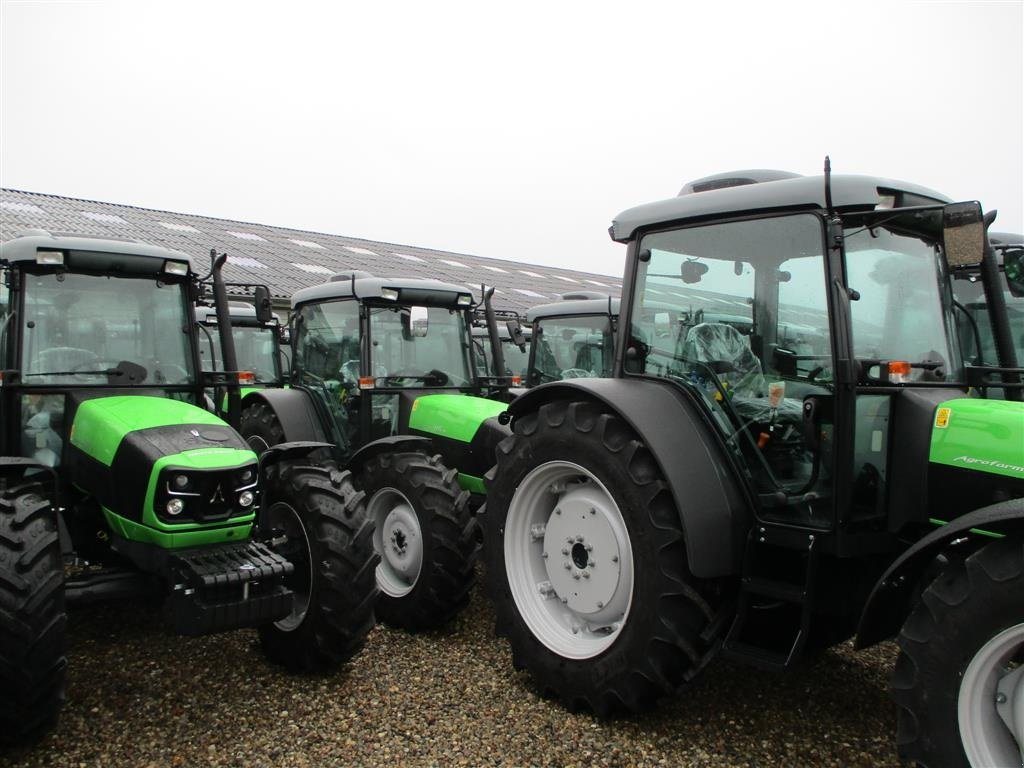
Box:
[888,360,911,383]
[511,375,522,386]
[358,376,375,389]
[238,371,256,385]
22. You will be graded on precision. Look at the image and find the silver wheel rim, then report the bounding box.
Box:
[369,487,422,598]
[958,621,1024,767]
[504,460,633,659]
[269,503,313,632]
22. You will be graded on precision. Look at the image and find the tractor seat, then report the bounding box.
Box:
[682,323,802,426]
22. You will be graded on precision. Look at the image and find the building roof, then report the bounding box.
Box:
[0,188,622,313]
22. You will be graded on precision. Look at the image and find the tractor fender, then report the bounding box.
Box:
[505,378,751,578]
[855,498,1024,649]
[346,435,434,475]
[240,388,329,444]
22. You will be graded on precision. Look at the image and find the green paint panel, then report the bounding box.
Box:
[457,472,486,495]
[409,394,506,443]
[929,398,1024,480]
[71,396,227,466]
[103,508,253,549]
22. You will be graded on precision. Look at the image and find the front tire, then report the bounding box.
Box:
[258,464,378,672]
[0,483,67,744]
[483,400,720,714]
[359,451,478,631]
[892,536,1024,768]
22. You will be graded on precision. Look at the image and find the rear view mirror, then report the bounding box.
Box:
[943,201,985,268]
[681,260,708,284]
[254,285,273,324]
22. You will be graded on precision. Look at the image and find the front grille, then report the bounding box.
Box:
[154,463,258,524]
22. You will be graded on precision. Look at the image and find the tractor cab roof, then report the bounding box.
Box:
[526,296,621,323]
[609,173,951,243]
[0,230,195,275]
[291,272,475,310]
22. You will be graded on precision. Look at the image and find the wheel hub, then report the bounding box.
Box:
[504,460,634,659]
[542,490,625,616]
[369,488,422,598]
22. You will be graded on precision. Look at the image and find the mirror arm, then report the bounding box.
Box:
[978,221,1022,399]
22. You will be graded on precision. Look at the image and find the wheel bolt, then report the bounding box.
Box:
[542,552,548,559]
[612,555,619,563]
[561,547,569,555]
[582,571,590,579]
[995,692,1007,704]
[597,601,604,609]
[555,508,562,515]
[573,573,581,580]
[564,563,571,570]
[585,544,593,552]
[589,507,596,515]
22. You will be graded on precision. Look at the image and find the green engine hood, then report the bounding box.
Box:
[68,395,258,548]
[929,398,1024,480]
[406,393,509,495]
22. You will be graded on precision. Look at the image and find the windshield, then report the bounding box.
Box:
[369,305,471,387]
[632,214,832,388]
[20,271,194,386]
[531,315,614,384]
[845,226,961,381]
[199,323,281,384]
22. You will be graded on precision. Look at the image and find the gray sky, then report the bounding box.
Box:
[2,0,1021,277]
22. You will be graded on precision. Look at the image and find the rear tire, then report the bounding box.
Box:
[258,464,378,672]
[0,483,66,744]
[359,451,478,631]
[891,536,1024,768]
[240,402,286,455]
[483,399,720,714]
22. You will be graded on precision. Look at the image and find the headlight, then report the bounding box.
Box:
[380,287,399,301]
[238,491,255,508]
[239,468,254,484]
[166,498,185,515]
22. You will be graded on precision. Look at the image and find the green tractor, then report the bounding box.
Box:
[0,233,378,744]
[238,272,510,630]
[195,299,288,391]
[483,168,1023,767]
[523,293,620,386]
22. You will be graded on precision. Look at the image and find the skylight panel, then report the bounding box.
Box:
[481,265,508,273]
[519,270,545,278]
[81,211,126,224]
[291,239,324,249]
[585,279,610,287]
[158,221,201,233]
[393,252,425,262]
[292,263,334,275]
[513,288,547,298]
[441,259,468,268]
[345,246,377,256]
[230,256,267,269]
[1,201,46,214]
[227,231,266,241]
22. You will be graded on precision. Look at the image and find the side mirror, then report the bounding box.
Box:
[408,305,429,337]
[1004,246,1024,298]
[254,285,274,324]
[505,319,527,351]
[943,201,985,268]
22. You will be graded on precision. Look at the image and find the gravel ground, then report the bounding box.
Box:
[3,569,908,768]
